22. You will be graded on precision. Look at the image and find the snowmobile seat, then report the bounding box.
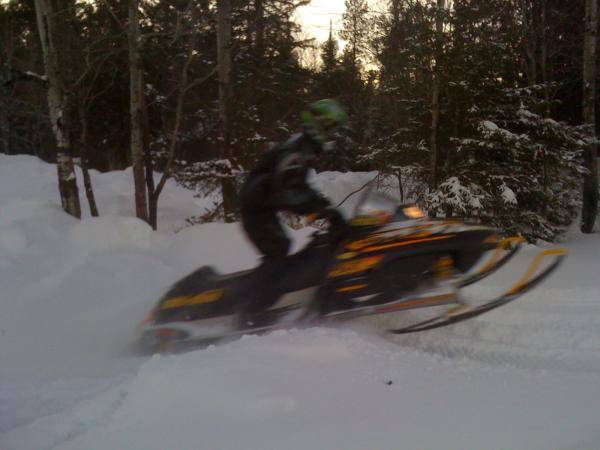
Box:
[162,265,252,300]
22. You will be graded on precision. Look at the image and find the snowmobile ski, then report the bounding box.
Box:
[388,248,566,334]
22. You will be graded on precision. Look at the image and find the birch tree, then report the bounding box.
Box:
[33,0,81,218]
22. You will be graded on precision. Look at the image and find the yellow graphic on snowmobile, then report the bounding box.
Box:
[361,234,455,253]
[376,292,457,313]
[161,288,224,310]
[344,225,441,252]
[345,235,383,251]
[328,255,383,278]
[336,284,368,293]
[337,251,359,260]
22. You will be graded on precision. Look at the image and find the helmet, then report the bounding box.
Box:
[300,99,348,147]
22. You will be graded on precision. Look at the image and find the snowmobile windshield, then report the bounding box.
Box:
[350,191,398,227]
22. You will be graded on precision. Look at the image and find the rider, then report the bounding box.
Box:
[237,99,349,327]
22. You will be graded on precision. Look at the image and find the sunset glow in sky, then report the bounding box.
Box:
[296,0,347,43]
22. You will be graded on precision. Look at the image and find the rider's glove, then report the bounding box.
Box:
[320,208,349,241]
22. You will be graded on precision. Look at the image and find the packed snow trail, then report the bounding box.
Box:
[9,328,599,450]
[1,154,599,450]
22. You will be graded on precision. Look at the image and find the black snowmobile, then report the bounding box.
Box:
[138,189,566,353]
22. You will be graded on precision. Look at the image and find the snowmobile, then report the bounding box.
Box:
[138,188,566,353]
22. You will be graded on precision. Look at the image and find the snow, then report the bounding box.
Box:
[479,119,526,142]
[481,120,499,132]
[308,170,381,215]
[499,182,517,205]
[431,176,486,212]
[1,154,600,450]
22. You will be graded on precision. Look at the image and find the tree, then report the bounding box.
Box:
[368,0,443,195]
[0,1,47,158]
[128,0,148,222]
[217,0,236,221]
[339,0,370,112]
[321,20,339,73]
[428,86,585,242]
[424,0,585,241]
[313,21,343,100]
[145,2,218,230]
[429,0,446,190]
[33,0,81,219]
[581,0,598,233]
[340,0,369,76]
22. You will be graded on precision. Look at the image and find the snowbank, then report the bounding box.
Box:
[0,154,208,232]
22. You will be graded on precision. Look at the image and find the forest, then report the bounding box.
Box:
[0,0,598,241]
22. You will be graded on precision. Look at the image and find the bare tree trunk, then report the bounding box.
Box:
[581,0,598,233]
[144,109,157,228]
[140,66,156,228]
[520,0,538,85]
[255,0,264,60]
[128,0,148,223]
[148,5,197,230]
[217,0,232,139]
[396,170,404,203]
[429,0,445,191]
[78,109,99,217]
[539,0,548,91]
[33,0,81,219]
[80,160,99,217]
[4,116,12,155]
[217,0,236,221]
[537,0,550,199]
[145,4,219,230]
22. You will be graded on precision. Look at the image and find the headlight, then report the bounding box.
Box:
[403,206,425,219]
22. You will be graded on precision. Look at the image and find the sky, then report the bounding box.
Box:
[295,0,384,68]
[296,0,347,43]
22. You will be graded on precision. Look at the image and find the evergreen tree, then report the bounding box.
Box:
[425,0,585,241]
[321,21,339,73]
[313,21,343,100]
[428,84,585,241]
[366,0,440,194]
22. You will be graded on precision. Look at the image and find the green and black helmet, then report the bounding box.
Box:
[300,99,348,147]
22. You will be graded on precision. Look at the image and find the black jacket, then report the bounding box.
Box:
[239,132,331,216]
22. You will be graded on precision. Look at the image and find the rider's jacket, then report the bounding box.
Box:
[239,132,331,216]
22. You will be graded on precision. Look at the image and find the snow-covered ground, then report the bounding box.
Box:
[1,154,599,450]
